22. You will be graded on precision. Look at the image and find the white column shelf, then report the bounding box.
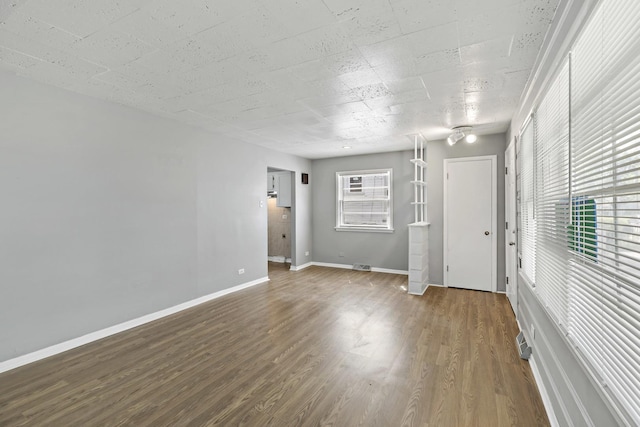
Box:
[408,222,429,295]
[408,134,429,295]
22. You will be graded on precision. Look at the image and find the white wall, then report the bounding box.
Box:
[0,69,311,363]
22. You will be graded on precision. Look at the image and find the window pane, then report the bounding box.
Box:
[337,170,392,230]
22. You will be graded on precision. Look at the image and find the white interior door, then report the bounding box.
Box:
[444,156,497,292]
[505,143,518,315]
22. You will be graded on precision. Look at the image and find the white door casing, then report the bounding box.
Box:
[505,142,518,315]
[444,156,497,292]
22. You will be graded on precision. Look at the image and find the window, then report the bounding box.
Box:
[517,0,640,423]
[336,169,393,232]
[518,117,536,284]
[568,2,640,421]
[535,59,570,326]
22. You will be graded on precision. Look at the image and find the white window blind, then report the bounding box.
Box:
[568,0,640,423]
[535,60,571,327]
[336,169,393,231]
[517,0,640,422]
[519,118,536,284]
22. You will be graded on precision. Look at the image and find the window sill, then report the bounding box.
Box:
[335,227,394,233]
[518,270,536,291]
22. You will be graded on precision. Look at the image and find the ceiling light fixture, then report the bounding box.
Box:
[342,145,352,149]
[447,129,465,146]
[447,126,476,146]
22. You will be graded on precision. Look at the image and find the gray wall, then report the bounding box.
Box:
[311,151,413,271]
[426,134,507,291]
[0,70,311,363]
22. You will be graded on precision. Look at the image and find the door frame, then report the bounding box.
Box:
[266,167,296,268]
[505,140,518,316]
[443,155,498,292]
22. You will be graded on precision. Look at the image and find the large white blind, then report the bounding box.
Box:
[519,118,536,283]
[567,0,640,423]
[534,60,571,327]
[336,170,392,230]
[517,0,640,422]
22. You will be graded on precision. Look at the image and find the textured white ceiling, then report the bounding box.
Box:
[0,0,559,158]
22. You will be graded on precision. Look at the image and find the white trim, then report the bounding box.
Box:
[519,293,575,427]
[0,276,269,374]
[334,227,394,233]
[408,284,429,296]
[533,314,596,427]
[289,262,312,271]
[268,256,291,263]
[443,155,498,293]
[529,355,562,427]
[335,168,393,232]
[313,262,352,270]
[371,267,408,275]
[311,262,408,275]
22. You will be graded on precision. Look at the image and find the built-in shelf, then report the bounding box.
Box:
[408,134,429,296]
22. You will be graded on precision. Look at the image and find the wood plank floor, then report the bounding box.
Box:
[0,263,549,426]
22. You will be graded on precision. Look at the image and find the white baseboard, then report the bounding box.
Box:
[312,261,351,270]
[0,276,269,374]
[408,284,429,295]
[268,256,291,263]
[408,283,445,295]
[529,355,560,427]
[371,267,408,275]
[311,262,408,275]
[290,262,312,271]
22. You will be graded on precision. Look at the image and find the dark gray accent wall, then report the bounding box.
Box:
[426,134,507,291]
[0,70,311,363]
[311,151,413,271]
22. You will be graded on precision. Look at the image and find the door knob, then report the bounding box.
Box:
[509,242,516,246]
[484,231,490,235]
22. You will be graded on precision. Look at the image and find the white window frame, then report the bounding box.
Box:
[335,169,394,232]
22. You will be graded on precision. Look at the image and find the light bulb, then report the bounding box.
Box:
[465,134,477,143]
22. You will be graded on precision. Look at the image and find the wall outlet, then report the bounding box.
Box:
[338,252,345,257]
[531,324,536,340]
[282,214,287,219]
[259,200,263,207]
[305,251,309,256]
[238,268,245,275]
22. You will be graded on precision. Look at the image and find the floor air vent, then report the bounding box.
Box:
[516,331,532,360]
[353,264,372,271]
